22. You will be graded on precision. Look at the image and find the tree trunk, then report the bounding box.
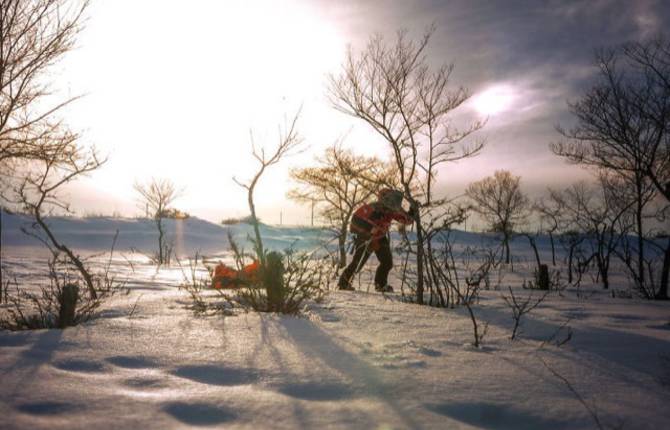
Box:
[415,211,425,305]
[655,237,670,300]
[157,217,165,265]
[549,232,556,266]
[635,189,645,290]
[597,256,609,290]
[263,252,285,311]
[248,184,265,266]
[567,244,574,284]
[338,226,347,269]
[34,210,97,299]
[538,264,549,290]
[504,233,511,265]
[58,284,79,328]
[525,234,541,269]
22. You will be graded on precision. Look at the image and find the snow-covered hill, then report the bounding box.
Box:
[1,210,562,261]
[0,211,330,256]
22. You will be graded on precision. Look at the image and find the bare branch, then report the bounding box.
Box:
[235,109,304,264]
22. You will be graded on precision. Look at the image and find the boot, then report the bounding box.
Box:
[375,284,394,293]
[338,280,355,291]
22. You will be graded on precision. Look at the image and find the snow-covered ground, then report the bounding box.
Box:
[1,213,669,429]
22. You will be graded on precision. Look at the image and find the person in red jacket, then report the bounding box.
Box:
[338,188,414,292]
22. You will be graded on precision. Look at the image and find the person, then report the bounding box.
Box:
[338,188,414,292]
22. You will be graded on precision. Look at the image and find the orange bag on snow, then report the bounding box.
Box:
[241,260,259,277]
[211,261,260,289]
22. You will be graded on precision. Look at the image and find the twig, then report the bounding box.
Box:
[537,354,605,430]
[127,294,142,319]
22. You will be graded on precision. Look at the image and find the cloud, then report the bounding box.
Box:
[302,0,670,207]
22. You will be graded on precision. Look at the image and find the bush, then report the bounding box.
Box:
[524,266,565,292]
[82,211,125,219]
[221,215,261,225]
[0,254,125,330]
[233,249,327,314]
[158,208,190,219]
[178,253,234,316]
[180,236,329,316]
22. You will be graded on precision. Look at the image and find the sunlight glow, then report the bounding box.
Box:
[59,0,347,222]
[471,85,516,116]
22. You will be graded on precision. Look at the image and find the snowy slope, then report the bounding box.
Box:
[1,211,330,256]
[1,210,577,263]
[1,282,669,429]
[1,214,669,429]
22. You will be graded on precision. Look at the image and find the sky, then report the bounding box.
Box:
[54,0,670,225]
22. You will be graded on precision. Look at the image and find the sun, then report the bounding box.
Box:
[472,85,516,116]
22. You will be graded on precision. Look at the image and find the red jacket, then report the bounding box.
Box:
[350,202,413,240]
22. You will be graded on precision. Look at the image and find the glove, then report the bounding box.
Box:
[370,226,383,238]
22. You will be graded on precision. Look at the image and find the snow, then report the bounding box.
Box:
[1,212,328,256]
[1,213,669,429]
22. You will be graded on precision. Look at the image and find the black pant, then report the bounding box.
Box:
[338,235,393,289]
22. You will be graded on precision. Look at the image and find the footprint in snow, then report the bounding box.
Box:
[97,309,127,319]
[53,358,106,373]
[608,314,646,322]
[276,382,354,401]
[379,359,426,369]
[105,355,157,369]
[562,311,588,320]
[418,347,442,357]
[122,377,170,389]
[319,313,341,322]
[426,401,564,430]
[171,365,259,386]
[16,401,79,416]
[162,402,237,426]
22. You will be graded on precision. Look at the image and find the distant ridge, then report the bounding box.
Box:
[0,212,329,255]
[1,211,585,261]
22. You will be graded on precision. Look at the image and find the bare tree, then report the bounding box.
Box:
[234,110,303,266]
[0,0,90,282]
[329,27,484,304]
[559,230,587,285]
[551,37,670,299]
[288,143,396,269]
[503,286,549,340]
[0,0,102,298]
[134,178,180,265]
[548,177,633,290]
[13,137,104,298]
[520,197,573,289]
[426,237,494,345]
[466,170,529,265]
[0,0,89,171]
[535,197,563,266]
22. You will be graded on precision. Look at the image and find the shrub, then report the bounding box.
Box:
[0,254,125,330]
[180,234,329,316]
[221,215,261,225]
[177,252,234,316]
[502,286,549,340]
[233,249,327,314]
[523,266,565,292]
